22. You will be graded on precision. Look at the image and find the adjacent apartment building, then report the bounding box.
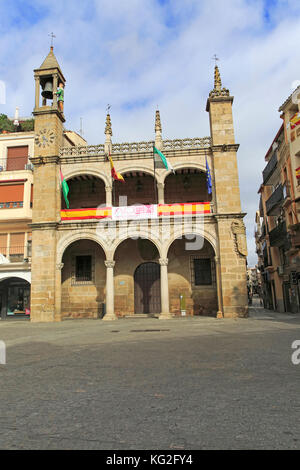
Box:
[0,114,85,319]
[256,86,300,313]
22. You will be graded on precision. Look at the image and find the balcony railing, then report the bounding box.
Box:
[266,184,283,215]
[0,245,29,263]
[0,201,23,209]
[262,152,278,185]
[0,157,32,171]
[269,221,287,247]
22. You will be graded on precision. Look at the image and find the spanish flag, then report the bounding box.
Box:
[296,166,300,180]
[109,154,125,182]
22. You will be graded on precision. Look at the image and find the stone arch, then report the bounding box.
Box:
[162,161,207,183]
[119,165,161,183]
[162,227,217,259]
[62,168,110,187]
[110,232,163,260]
[57,230,108,264]
[0,273,31,283]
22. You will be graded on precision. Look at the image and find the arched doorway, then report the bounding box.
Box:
[0,277,31,319]
[134,262,161,314]
[61,239,106,319]
[113,237,161,316]
[167,235,217,316]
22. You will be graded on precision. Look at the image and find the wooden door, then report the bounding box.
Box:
[134,262,161,314]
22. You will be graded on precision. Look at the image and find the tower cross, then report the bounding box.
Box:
[212,54,219,66]
[49,32,56,48]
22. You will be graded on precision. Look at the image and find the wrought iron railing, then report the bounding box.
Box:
[0,157,32,171]
[262,152,277,184]
[0,201,23,209]
[266,184,283,215]
[269,221,287,247]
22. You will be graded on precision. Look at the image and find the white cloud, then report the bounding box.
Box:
[0,0,299,266]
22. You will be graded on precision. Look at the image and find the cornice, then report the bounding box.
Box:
[30,155,60,165]
[211,144,240,153]
[29,222,58,230]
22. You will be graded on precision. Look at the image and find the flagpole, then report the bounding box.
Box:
[153,144,158,205]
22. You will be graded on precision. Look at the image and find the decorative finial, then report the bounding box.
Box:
[155,109,163,150]
[209,57,230,98]
[48,32,56,50]
[105,107,112,136]
[214,65,222,91]
[155,109,162,133]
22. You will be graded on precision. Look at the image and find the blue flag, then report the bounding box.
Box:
[206,157,212,195]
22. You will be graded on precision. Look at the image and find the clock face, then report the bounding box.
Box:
[35,128,55,148]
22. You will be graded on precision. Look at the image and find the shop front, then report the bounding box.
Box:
[0,277,30,319]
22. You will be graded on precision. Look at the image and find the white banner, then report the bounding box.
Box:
[112,204,158,221]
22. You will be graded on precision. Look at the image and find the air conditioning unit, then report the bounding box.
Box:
[25,163,34,171]
[278,266,284,276]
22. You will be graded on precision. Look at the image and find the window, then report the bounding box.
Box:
[193,258,212,286]
[6,146,29,171]
[75,255,92,282]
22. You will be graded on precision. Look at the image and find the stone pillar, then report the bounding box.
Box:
[103,260,117,321]
[157,182,164,205]
[215,256,224,319]
[105,185,113,207]
[53,73,58,109]
[54,262,63,321]
[34,75,40,109]
[159,258,172,319]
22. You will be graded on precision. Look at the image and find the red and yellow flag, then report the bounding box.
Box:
[296,167,300,180]
[109,154,125,182]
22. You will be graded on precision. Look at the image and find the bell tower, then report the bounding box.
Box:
[206,64,248,318]
[30,47,66,322]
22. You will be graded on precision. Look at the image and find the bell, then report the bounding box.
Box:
[41,80,53,100]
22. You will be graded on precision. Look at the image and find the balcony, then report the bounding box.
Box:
[262,152,278,185]
[269,221,287,247]
[0,245,30,264]
[266,184,284,216]
[0,157,32,172]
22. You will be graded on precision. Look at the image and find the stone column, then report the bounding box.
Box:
[103,260,117,321]
[157,182,164,205]
[53,74,58,109]
[105,185,113,207]
[159,258,172,319]
[54,262,63,321]
[34,75,40,109]
[215,256,224,318]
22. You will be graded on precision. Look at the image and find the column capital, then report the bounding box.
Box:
[214,256,220,264]
[105,260,115,269]
[105,185,112,192]
[159,258,168,266]
[56,262,64,271]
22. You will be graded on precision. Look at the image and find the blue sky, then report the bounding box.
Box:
[1,0,300,265]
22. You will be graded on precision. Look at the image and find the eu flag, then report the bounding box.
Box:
[206,157,212,195]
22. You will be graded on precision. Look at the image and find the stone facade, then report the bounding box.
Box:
[29,49,248,322]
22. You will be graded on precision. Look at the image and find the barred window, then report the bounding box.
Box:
[75,255,92,282]
[193,258,212,286]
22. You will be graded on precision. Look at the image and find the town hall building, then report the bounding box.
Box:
[29,47,248,321]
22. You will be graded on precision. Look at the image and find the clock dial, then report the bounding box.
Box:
[35,128,55,148]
